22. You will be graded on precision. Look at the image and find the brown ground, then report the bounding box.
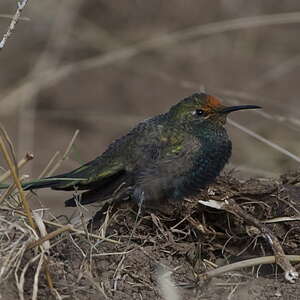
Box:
[1,170,300,300]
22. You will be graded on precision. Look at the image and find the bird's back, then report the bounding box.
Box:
[49,113,170,191]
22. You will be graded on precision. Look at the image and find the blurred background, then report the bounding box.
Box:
[0,0,300,213]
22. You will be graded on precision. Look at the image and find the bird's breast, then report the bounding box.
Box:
[173,136,232,199]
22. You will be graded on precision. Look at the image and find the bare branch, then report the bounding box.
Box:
[0,0,29,50]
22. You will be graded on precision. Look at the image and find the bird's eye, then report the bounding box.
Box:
[195,109,204,116]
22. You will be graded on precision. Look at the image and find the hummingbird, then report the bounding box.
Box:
[1,93,261,207]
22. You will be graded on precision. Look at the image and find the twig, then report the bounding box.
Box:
[223,199,299,283]
[37,218,121,245]
[92,250,133,257]
[201,255,300,280]
[0,0,29,50]
[43,257,54,290]
[0,152,34,183]
[27,225,73,250]
[263,216,300,223]
[0,124,18,167]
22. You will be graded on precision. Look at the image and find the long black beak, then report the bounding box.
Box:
[221,105,261,114]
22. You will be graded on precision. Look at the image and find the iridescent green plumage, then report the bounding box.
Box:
[0,93,260,207]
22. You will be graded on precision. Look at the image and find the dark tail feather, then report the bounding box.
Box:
[23,179,60,190]
[0,177,86,191]
[22,177,86,191]
[0,178,66,190]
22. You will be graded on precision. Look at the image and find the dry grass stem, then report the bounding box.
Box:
[0,183,16,205]
[32,253,44,300]
[47,130,80,176]
[38,151,60,178]
[27,224,73,250]
[201,255,300,280]
[92,250,133,257]
[1,206,121,244]
[223,198,298,283]
[0,152,34,183]
[16,253,42,300]
[0,134,35,229]
[31,211,51,252]
[0,230,27,281]
[228,119,300,163]
[0,126,57,291]
[262,216,300,223]
[0,174,29,208]
[43,258,54,290]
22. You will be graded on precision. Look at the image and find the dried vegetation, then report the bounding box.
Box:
[1,158,300,299]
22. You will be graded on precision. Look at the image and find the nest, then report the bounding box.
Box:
[1,170,300,300]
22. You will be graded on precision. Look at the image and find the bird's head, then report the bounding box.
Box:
[168,93,261,127]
